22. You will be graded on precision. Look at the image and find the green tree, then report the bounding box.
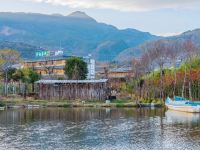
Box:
[29,69,40,92]
[14,68,29,99]
[14,68,40,99]
[1,68,17,82]
[64,57,88,80]
[0,49,21,96]
[12,68,24,94]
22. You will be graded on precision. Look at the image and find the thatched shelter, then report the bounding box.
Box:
[35,79,108,101]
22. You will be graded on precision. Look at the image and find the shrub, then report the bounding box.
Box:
[142,98,162,104]
[116,103,125,107]
[0,101,5,107]
[62,103,71,108]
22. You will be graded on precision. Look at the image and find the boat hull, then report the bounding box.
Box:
[165,97,200,113]
[166,104,200,113]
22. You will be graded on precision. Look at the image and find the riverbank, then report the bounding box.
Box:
[0,97,163,108]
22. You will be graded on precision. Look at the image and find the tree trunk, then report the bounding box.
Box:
[160,65,164,101]
[24,83,27,100]
[4,71,8,97]
[18,81,21,95]
[189,64,192,100]
[32,83,35,93]
[173,60,177,97]
[182,66,187,98]
[152,68,155,98]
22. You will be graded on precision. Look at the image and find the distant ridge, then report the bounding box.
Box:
[0,11,158,61]
[68,11,95,21]
[116,28,200,62]
[0,41,45,59]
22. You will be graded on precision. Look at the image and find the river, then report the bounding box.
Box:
[0,108,200,150]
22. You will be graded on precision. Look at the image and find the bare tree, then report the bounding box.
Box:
[182,40,199,100]
[40,56,55,79]
[151,40,169,101]
[131,58,145,100]
[141,42,158,98]
[167,40,182,97]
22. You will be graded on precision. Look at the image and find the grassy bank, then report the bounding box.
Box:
[0,97,162,108]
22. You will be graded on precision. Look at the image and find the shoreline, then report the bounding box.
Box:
[0,99,163,109]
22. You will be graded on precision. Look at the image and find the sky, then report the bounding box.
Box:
[1,0,200,36]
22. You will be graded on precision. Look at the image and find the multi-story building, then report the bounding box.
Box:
[23,50,96,79]
[84,54,95,80]
[23,56,69,76]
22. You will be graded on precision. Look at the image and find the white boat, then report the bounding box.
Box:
[165,96,200,113]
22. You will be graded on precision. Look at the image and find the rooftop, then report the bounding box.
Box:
[36,79,108,84]
[24,55,71,63]
[109,67,132,73]
[34,65,64,69]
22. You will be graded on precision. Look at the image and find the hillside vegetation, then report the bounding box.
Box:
[0,12,157,61]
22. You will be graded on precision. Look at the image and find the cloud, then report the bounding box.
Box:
[158,32,182,37]
[0,26,23,36]
[24,0,200,12]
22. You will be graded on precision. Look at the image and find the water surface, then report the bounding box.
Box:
[0,108,200,150]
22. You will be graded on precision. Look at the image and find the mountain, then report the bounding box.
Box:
[68,11,95,20]
[93,40,129,61]
[115,47,143,62]
[116,29,200,62]
[0,11,157,61]
[168,29,200,47]
[0,41,45,59]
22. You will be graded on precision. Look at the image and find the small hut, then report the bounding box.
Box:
[35,79,108,101]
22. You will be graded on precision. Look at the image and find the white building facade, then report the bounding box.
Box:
[84,55,96,80]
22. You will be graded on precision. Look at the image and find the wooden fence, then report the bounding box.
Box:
[36,79,108,101]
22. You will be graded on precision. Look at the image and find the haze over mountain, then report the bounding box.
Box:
[0,11,158,61]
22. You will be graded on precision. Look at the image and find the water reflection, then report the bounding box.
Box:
[166,110,200,124]
[0,108,199,150]
[0,108,165,124]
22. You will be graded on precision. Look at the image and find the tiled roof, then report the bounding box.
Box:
[36,79,108,84]
[24,56,71,63]
[33,65,65,69]
[109,67,132,73]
